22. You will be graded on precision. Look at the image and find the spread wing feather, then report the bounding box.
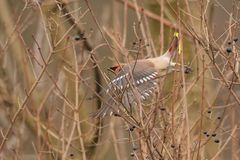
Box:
[95,62,159,118]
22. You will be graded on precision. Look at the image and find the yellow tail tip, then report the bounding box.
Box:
[174,32,179,38]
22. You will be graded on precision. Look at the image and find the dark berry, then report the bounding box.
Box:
[160,107,166,111]
[74,35,81,41]
[114,113,120,117]
[217,116,221,120]
[226,48,232,53]
[207,110,212,114]
[234,38,238,42]
[130,152,134,157]
[184,66,192,74]
[171,144,175,148]
[228,41,232,45]
[214,139,220,143]
[203,131,207,135]
[129,126,136,131]
[212,133,217,137]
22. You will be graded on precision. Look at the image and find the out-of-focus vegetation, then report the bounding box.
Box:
[0,0,239,159]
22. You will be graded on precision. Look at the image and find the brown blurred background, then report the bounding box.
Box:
[0,0,239,159]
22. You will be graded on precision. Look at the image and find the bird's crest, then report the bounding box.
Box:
[168,32,180,56]
[174,32,179,38]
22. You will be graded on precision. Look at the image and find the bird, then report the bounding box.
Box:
[95,32,190,118]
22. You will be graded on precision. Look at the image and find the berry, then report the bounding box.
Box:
[171,144,175,148]
[130,152,134,157]
[214,139,220,143]
[74,35,81,40]
[69,153,74,157]
[160,107,166,111]
[129,126,136,131]
[226,48,232,53]
[133,147,137,151]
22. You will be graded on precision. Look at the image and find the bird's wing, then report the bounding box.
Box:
[95,61,159,118]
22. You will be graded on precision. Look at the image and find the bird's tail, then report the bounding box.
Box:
[167,32,179,56]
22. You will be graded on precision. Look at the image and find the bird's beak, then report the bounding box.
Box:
[168,32,179,56]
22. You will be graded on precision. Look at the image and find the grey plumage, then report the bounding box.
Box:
[94,61,158,118]
[94,32,180,118]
